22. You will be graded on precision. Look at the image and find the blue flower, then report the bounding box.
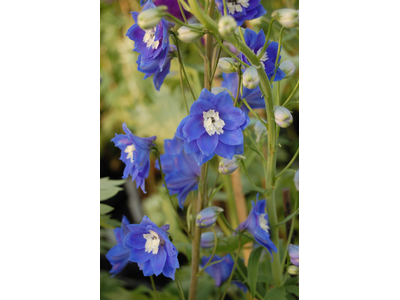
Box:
[156,135,201,208]
[288,244,299,266]
[236,199,277,257]
[215,0,266,26]
[176,89,249,166]
[111,123,156,193]
[124,216,179,280]
[105,216,132,276]
[126,0,175,91]
[201,254,234,287]
[239,28,285,82]
[220,72,265,115]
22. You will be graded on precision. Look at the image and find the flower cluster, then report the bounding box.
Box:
[215,0,266,26]
[176,89,249,166]
[111,123,156,193]
[126,0,175,90]
[106,215,180,280]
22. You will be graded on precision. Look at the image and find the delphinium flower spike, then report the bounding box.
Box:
[214,0,266,26]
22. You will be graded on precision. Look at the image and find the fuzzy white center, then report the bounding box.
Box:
[227,0,249,14]
[143,230,160,255]
[203,109,225,136]
[124,144,136,163]
[256,48,269,62]
[259,213,270,233]
[143,28,160,49]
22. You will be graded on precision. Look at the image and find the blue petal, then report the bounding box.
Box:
[219,128,244,145]
[176,115,190,139]
[192,151,214,166]
[214,141,235,159]
[162,265,176,280]
[273,67,285,82]
[219,107,245,130]
[150,245,167,276]
[190,100,217,116]
[198,88,215,102]
[184,139,200,154]
[153,59,171,91]
[141,259,154,276]
[129,248,153,263]
[210,91,233,110]
[197,133,219,156]
[183,116,206,142]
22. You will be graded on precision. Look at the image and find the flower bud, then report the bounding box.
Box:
[288,265,299,275]
[138,7,166,30]
[279,60,296,78]
[196,206,224,228]
[254,119,267,142]
[293,169,299,191]
[200,231,223,248]
[218,57,238,73]
[177,24,205,43]
[271,8,299,28]
[219,155,246,175]
[274,106,293,128]
[242,66,260,89]
[218,16,237,37]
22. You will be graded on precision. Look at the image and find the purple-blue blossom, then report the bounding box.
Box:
[105,216,132,276]
[236,199,277,257]
[239,28,285,82]
[201,254,234,287]
[215,0,266,26]
[124,216,179,280]
[288,244,299,266]
[126,0,175,90]
[176,88,249,166]
[111,123,156,193]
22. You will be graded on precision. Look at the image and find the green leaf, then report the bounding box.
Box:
[215,234,252,254]
[285,285,299,296]
[100,177,125,201]
[100,204,114,215]
[248,246,264,298]
[264,286,286,300]
[276,208,299,227]
[100,214,120,229]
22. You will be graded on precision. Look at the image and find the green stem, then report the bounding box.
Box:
[211,33,250,67]
[221,236,242,300]
[280,194,298,268]
[221,173,239,228]
[177,0,188,23]
[282,79,299,107]
[276,81,280,106]
[240,160,265,193]
[269,27,285,83]
[198,226,218,273]
[234,68,242,106]
[179,67,190,114]
[175,271,186,300]
[258,18,275,60]
[237,26,246,43]
[150,276,159,300]
[210,45,222,83]
[222,0,228,15]
[245,129,268,166]
[276,147,299,178]
[165,13,203,29]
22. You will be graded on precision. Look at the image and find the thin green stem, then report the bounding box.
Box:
[208,172,220,199]
[257,18,275,60]
[175,271,186,300]
[211,33,250,67]
[221,236,242,300]
[240,160,265,193]
[245,129,268,166]
[150,276,159,300]
[165,13,203,29]
[208,182,224,205]
[280,195,298,268]
[276,81,280,106]
[234,68,242,106]
[241,97,268,127]
[177,0,188,23]
[222,0,228,15]
[179,66,190,114]
[198,226,218,273]
[221,173,239,228]
[282,79,299,107]
[276,147,299,178]
[269,27,285,83]
[238,26,246,43]
[210,45,222,83]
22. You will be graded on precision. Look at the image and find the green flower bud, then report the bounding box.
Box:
[137,7,166,30]
[271,8,299,28]
[243,66,260,89]
[177,24,205,43]
[288,265,299,275]
[196,207,224,228]
[219,155,246,175]
[254,119,267,142]
[279,60,296,78]
[218,57,238,73]
[218,16,236,37]
[274,106,293,128]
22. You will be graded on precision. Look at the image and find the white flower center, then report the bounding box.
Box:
[259,213,270,233]
[143,28,160,49]
[124,144,136,163]
[203,109,225,136]
[143,230,160,255]
[227,0,249,14]
[256,48,269,62]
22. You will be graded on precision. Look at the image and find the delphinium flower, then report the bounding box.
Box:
[201,254,234,287]
[105,216,132,276]
[239,28,286,82]
[111,123,156,193]
[214,0,266,26]
[124,216,179,280]
[126,0,175,90]
[155,135,201,208]
[176,88,249,166]
[236,198,277,256]
[288,244,299,266]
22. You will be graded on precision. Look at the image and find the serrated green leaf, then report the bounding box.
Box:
[248,246,264,298]
[285,285,299,296]
[264,286,286,300]
[100,177,125,201]
[100,204,114,215]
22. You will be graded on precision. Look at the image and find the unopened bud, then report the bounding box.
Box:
[243,66,260,89]
[219,155,246,175]
[196,206,224,228]
[271,8,299,28]
[288,265,299,275]
[218,16,237,37]
[294,169,299,191]
[200,231,223,248]
[138,7,166,30]
[279,60,296,78]
[218,57,238,73]
[254,119,267,142]
[274,106,293,128]
[177,24,205,43]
